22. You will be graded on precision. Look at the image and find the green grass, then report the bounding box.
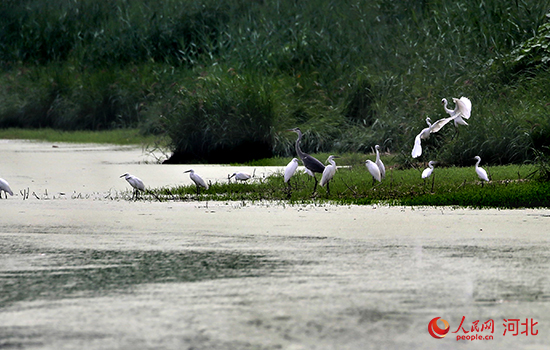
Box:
[0,128,157,145]
[146,162,548,208]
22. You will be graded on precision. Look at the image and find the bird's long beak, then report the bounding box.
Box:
[183,170,191,173]
[119,174,126,178]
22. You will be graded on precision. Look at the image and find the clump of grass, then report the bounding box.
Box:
[146,162,548,208]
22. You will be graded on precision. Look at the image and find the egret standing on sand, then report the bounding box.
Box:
[288,127,325,193]
[374,145,385,179]
[411,116,453,158]
[320,155,339,195]
[120,173,145,200]
[284,158,299,185]
[0,177,14,199]
[184,169,208,194]
[474,156,489,185]
[365,160,382,185]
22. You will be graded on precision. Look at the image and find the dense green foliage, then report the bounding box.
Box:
[1,0,550,165]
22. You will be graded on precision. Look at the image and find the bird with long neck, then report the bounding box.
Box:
[287,127,325,193]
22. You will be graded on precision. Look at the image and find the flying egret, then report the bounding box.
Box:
[284,158,299,184]
[120,173,145,200]
[320,155,339,195]
[184,169,208,194]
[288,127,325,193]
[422,161,437,192]
[229,172,252,182]
[411,116,453,158]
[0,178,14,199]
[442,97,472,127]
[474,156,489,185]
[365,160,382,185]
[374,145,386,179]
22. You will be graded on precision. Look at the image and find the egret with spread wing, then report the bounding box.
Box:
[442,96,472,127]
[411,116,453,158]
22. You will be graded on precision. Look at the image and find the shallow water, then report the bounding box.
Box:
[0,140,549,349]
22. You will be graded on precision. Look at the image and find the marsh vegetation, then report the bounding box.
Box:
[2,0,550,166]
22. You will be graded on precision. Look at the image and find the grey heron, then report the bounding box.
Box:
[287,127,325,193]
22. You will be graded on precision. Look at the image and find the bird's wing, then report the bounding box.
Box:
[411,134,422,158]
[453,115,468,126]
[455,97,472,119]
[367,162,382,182]
[303,154,325,173]
[477,168,489,182]
[320,166,335,186]
[429,117,453,133]
[421,168,432,179]
[284,161,298,182]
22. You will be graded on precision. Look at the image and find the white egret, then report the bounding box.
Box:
[120,173,145,200]
[411,116,453,158]
[320,155,339,195]
[442,97,472,127]
[474,156,489,184]
[365,160,382,185]
[284,158,299,184]
[288,127,325,192]
[184,169,208,194]
[0,178,14,199]
[230,172,252,182]
[304,168,315,177]
[374,145,386,179]
[422,161,437,192]
[422,161,436,179]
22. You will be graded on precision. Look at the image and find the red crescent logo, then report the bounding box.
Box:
[428,317,450,339]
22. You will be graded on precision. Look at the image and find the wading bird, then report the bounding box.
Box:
[374,145,386,179]
[365,160,382,185]
[184,169,208,194]
[0,177,14,199]
[474,156,489,185]
[288,127,325,193]
[422,161,436,179]
[411,116,453,158]
[120,173,145,200]
[320,155,339,195]
[284,158,299,185]
[442,97,472,127]
[229,171,252,182]
[422,161,437,192]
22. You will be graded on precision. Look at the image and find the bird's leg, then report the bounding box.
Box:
[431,172,436,193]
[312,176,319,194]
[326,181,330,197]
